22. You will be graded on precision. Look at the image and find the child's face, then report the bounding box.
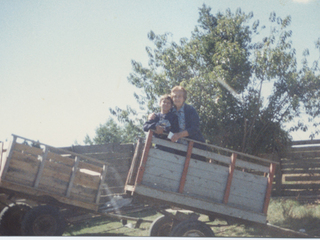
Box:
[160,98,172,113]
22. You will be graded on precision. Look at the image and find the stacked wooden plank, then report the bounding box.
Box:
[280,139,320,197]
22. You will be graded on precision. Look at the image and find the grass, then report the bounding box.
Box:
[63,198,320,237]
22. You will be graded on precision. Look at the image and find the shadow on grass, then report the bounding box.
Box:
[243,215,320,238]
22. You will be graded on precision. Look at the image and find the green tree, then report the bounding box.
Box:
[114,5,320,156]
[84,117,144,145]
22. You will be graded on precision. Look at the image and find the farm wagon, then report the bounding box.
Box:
[0,132,313,237]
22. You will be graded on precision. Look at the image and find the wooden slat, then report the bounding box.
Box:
[0,180,98,211]
[134,185,267,224]
[14,143,43,156]
[78,161,103,173]
[235,159,270,173]
[152,137,188,152]
[285,175,320,181]
[47,152,75,166]
[9,152,40,170]
[73,172,101,189]
[42,161,73,181]
[191,147,231,165]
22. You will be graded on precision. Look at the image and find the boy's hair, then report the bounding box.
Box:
[159,94,173,105]
[171,86,187,100]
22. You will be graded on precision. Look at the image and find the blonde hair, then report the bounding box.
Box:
[171,86,187,100]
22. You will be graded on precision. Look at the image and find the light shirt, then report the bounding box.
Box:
[172,104,188,145]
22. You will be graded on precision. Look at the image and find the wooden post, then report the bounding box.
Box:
[223,153,237,204]
[178,141,194,193]
[0,142,3,174]
[135,131,153,185]
[125,138,144,186]
[2,136,17,178]
[263,163,276,214]
[66,156,80,197]
[95,164,108,204]
[33,146,49,188]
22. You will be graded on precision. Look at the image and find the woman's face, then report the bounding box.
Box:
[171,90,185,109]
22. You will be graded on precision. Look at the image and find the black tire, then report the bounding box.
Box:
[169,219,215,237]
[0,203,32,236]
[21,205,66,236]
[149,215,174,236]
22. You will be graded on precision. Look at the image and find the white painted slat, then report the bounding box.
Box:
[134,185,267,224]
[148,148,186,164]
[191,148,231,164]
[188,160,229,183]
[183,178,226,202]
[144,156,184,182]
[233,170,268,193]
[142,172,180,192]
[236,159,270,173]
[152,138,188,152]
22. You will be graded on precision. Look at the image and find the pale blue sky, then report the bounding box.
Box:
[1,0,319,147]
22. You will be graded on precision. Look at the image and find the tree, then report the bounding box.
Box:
[97,5,320,156]
[84,117,144,145]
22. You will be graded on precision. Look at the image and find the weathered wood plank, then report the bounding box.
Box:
[191,147,231,165]
[7,155,39,175]
[78,161,103,173]
[11,151,40,167]
[41,167,71,183]
[73,171,101,189]
[0,180,99,211]
[14,143,43,156]
[43,161,73,177]
[142,172,181,193]
[285,175,320,181]
[60,143,134,155]
[235,159,270,173]
[152,138,188,152]
[47,152,75,166]
[134,185,267,224]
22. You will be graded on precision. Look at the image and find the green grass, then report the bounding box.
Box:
[63,198,320,237]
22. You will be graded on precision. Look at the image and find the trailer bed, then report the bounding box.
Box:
[125,131,278,225]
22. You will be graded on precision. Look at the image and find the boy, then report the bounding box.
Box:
[143,94,179,140]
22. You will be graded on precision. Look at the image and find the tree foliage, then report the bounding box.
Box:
[84,117,144,145]
[94,5,320,156]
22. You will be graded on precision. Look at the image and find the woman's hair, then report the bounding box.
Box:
[171,86,187,100]
[159,94,173,105]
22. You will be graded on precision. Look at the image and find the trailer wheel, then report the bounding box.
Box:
[21,205,66,236]
[149,215,174,236]
[169,219,215,237]
[0,203,32,236]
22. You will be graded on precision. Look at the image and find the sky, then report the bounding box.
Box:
[0,0,319,147]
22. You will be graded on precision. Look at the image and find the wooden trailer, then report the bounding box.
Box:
[0,134,150,236]
[125,131,311,237]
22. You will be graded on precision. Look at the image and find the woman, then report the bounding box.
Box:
[169,86,206,147]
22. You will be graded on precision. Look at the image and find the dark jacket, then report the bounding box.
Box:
[173,103,206,149]
[143,112,179,139]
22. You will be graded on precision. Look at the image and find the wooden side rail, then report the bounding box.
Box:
[224,153,237,203]
[178,141,194,193]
